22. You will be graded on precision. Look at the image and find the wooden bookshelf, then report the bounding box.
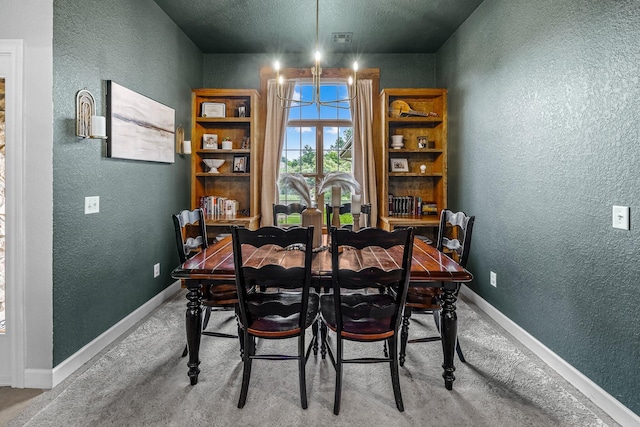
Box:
[191,89,261,231]
[379,88,447,234]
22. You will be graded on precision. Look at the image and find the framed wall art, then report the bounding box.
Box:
[106,81,175,163]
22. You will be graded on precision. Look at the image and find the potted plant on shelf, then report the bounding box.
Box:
[221,137,233,150]
[280,172,360,249]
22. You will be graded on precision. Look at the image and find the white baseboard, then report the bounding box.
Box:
[459,286,640,427]
[42,281,182,389]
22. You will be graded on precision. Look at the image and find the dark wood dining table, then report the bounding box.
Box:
[171,234,473,390]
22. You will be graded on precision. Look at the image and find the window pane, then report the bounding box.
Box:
[323,126,352,174]
[281,126,317,175]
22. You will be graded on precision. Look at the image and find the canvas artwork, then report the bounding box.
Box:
[106,81,175,163]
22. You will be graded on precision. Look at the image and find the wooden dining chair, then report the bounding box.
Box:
[325,202,372,229]
[399,209,475,366]
[172,209,240,357]
[231,225,320,409]
[320,226,415,415]
[273,203,306,227]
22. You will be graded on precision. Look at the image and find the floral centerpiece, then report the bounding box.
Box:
[280,172,360,248]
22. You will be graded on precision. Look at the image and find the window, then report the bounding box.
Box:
[279,81,354,214]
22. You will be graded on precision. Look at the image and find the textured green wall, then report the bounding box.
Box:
[437,0,639,415]
[202,53,436,89]
[52,0,203,365]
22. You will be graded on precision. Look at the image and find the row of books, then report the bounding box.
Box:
[388,195,438,216]
[200,196,239,219]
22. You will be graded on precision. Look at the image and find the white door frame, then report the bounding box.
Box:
[0,39,26,388]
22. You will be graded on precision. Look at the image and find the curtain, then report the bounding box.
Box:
[260,80,295,226]
[350,79,377,227]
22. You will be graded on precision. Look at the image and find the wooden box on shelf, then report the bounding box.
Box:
[379,88,447,232]
[191,89,261,232]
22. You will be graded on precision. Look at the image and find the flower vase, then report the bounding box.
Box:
[301,205,323,249]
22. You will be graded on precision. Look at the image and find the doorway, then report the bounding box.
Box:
[0,40,25,387]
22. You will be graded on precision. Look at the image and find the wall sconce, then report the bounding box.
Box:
[175,124,191,154]
[75,89,107,139]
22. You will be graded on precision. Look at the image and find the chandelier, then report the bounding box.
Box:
[274,0,358,109]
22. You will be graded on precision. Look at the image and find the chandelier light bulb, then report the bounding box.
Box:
[274,61,280,71]
[353,61,359,71]
[315,50,321,62]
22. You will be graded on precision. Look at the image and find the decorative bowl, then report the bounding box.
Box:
[203,159,225,173]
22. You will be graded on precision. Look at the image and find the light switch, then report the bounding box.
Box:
[612,205,629,230]
[85,196,100,214]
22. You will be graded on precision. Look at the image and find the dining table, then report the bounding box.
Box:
[171,234,473,390]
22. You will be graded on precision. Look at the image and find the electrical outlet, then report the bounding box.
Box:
[154,263,160,278]
[612,205,630,230]
[84,196,100,214]
[490,271,497,287]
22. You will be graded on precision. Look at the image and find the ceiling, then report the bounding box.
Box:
[153,0,484,55]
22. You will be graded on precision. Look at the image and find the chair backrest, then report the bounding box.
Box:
[273,203,306,226]
[435,209,475,268]
[231,225,314,329]
[325,203,372,228]
[330,227,415,333]
[173,208,208,264]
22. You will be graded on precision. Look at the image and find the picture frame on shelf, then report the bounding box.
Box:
[233,155,247,173]
[390,158,409,172]
[238,104,246,117]
[201,102,225,118]
[241,137,250,150]
[203,134,218,150]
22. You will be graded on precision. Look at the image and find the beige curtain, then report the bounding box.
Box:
[350,79,377,227]
[260,80,295,226]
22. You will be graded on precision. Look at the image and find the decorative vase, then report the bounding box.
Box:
[301,205,323,249]
[391,135,404,149]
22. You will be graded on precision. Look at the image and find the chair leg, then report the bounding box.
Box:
[333,334,343,415]
[235,309,244,360]
[202,306,212,331]
[312,319,319,356]
[400,307,411,366]
[237,332,253,408]
[320,322,327,360]
[298,335,308,409]
[388,336,404,412]
[455,339,466,363]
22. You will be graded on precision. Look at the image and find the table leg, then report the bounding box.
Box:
[185,280,202,385]
[440,284,458,390]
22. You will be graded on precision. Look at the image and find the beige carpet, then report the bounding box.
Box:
[7,289,618,426]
